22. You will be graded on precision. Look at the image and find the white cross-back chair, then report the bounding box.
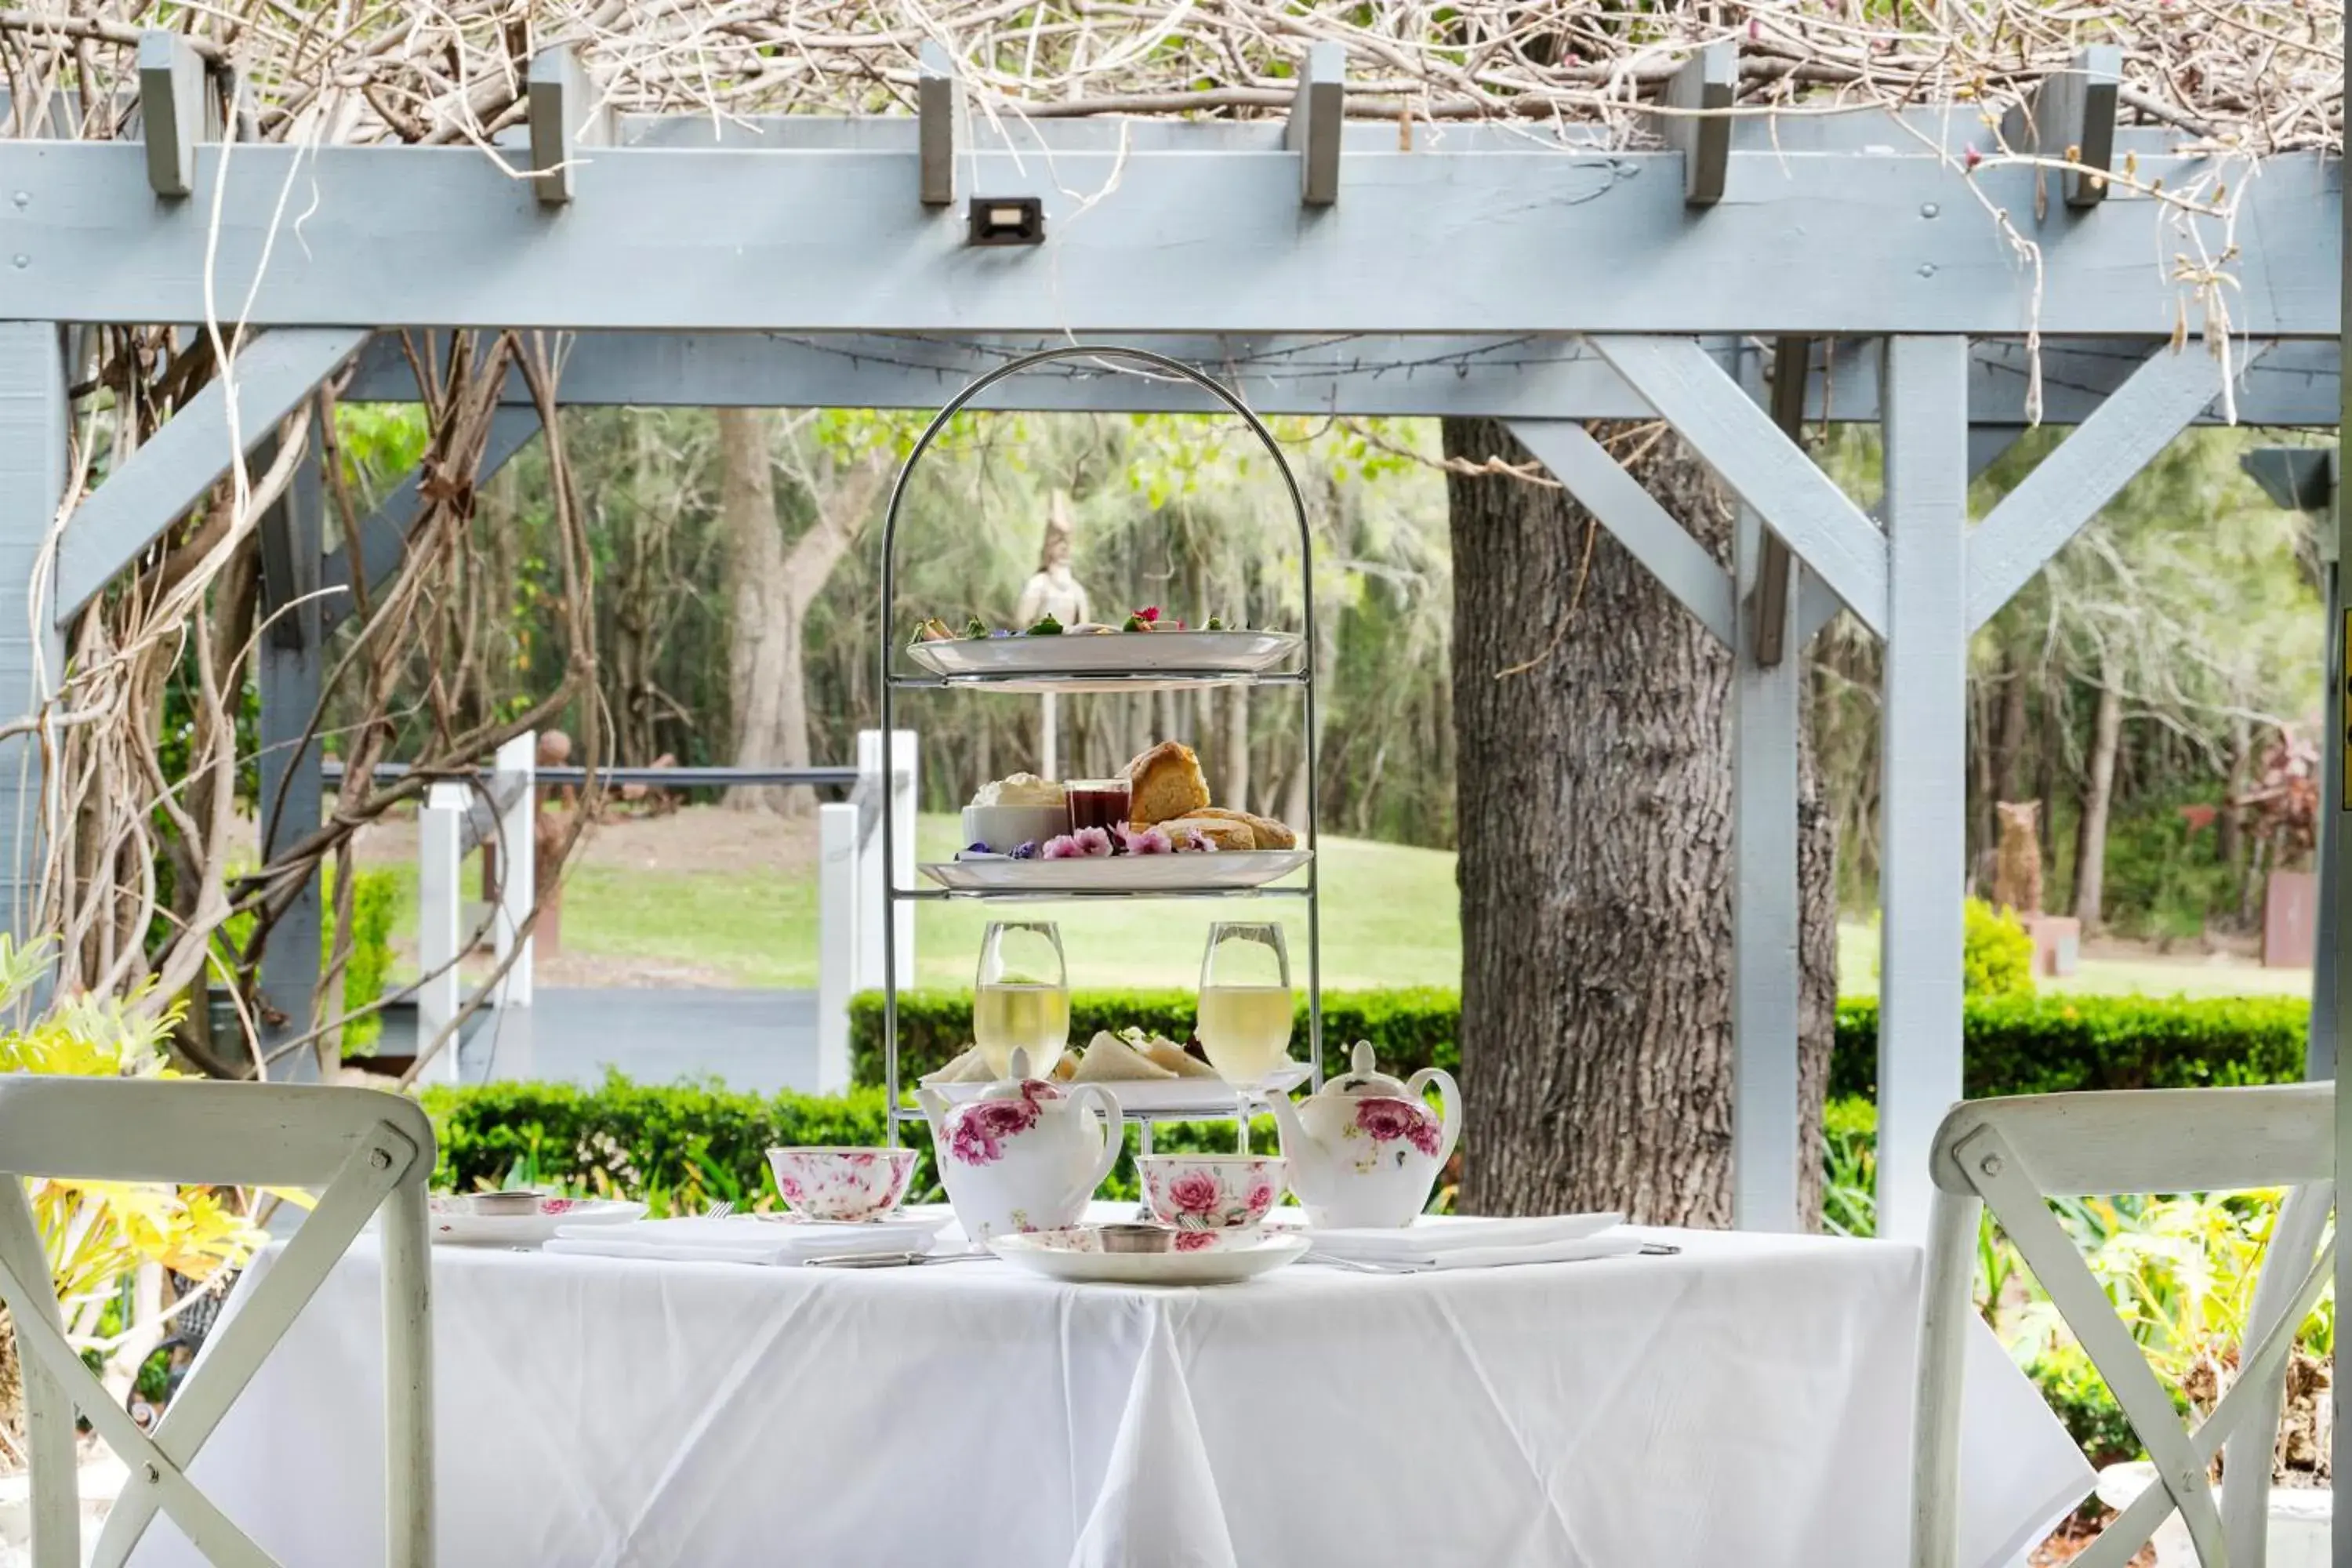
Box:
[1911,1083,2334,1568]
[0,1077,436,1567]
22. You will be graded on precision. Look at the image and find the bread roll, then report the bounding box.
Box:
[1188,806,1295,850]
[1153,815,1256,851]
[1122,741,1210,828]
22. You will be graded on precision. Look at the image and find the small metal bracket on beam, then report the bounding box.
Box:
[1658,42,1735,207]
[137,31,209,199]
[528,45,608,206]
[1285,42,1344,207]
[918,42,960,207]
[2003,45,2121,212]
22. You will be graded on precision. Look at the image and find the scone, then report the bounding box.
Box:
[1189,806,1296,850]
[1153,815,1256,851]
[1123,741,1211,828]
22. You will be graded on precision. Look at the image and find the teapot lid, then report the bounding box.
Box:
[975,1047,1065,1102]
[1316,1041,1411,1099]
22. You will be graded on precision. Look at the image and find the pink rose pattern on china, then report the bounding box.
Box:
[1352,1098,1443,1160]
[1173,1229,1219,1252]
[947,1082,1054,1167]
[768,1149,916,1218]
[1142,1160,1283,1229]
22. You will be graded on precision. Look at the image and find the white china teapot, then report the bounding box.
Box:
[916,1049,1122,1243]
[1264,1042,1461,1229]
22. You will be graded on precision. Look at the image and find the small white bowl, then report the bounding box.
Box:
[468,1189,544,1218]
[962,802,1070,855]
[766,1147,919,1222]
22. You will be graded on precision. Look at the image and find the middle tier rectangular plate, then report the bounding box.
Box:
[920,848,1311,893]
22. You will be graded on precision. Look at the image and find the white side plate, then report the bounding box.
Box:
[990,1227,1310,1285]
[923,1063,1311,1116]
[427,1197,646,1248]
[921,849,1309,893]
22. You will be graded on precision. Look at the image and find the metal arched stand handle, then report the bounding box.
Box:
[875,345,1315,583]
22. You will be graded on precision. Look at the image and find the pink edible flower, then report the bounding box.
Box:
[1175,827,1218,853]
[1116,826,1173,855]
[1044,829,1113,859]
[1135,605,1160,624]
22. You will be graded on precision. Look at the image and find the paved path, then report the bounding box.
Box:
[380,989,823,1094]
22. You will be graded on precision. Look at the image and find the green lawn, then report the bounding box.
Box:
[1835,920,2312,1000]
[388,815,1462,990]
[384,831,2307,1000]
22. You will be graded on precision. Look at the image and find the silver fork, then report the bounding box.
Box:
[704,1200,735,1220]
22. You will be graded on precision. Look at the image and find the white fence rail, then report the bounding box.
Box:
[408,729,915,1089]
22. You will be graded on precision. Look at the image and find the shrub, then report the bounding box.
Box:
[423,1070,1290,1212]
[849,986,1460,1087]
[1831,993,2307,1102]
[1962,898,2034,999]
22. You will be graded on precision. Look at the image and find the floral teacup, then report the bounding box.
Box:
[765,1146,918,1222]
[1138,1155,1286,1232]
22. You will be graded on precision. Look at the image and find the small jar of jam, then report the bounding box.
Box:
[1066,779,1132,833]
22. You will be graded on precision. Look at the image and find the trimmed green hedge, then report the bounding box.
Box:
[423,1072,1281,1211]
[857,986,2311,1102]
[849,986,1461,1087]
[1828,993,2308,1101]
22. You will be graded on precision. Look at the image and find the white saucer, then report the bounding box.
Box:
[427,1196,646,1248]
[989,1226,1309,1285]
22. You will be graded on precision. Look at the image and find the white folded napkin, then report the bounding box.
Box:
[1301,1212,1624,1265]
[543,1215,940,1267]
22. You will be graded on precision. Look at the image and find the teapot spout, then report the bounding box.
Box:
[1263,1091,1317,1171]
[914,1084,951,1145]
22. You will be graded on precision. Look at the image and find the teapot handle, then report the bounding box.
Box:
[1065,1083,1125,1214]
[1406,1067,1462,1170]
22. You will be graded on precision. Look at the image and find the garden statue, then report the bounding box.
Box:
[1013,492,1090,776]
[1991,800,2043,916]
[1014,491,1091,630]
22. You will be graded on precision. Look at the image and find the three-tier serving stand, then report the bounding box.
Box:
[877,346,1325,1154]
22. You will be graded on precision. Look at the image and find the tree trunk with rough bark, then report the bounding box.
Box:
[719,412,881,815]
[0,1305,18,1465]
[1442,419,1838,1226]
[2072,666,2125,928]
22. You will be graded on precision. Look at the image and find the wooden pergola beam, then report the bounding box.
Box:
[527,45,607,206]
[0,142,2330,334]
[1660,43,1734,207]
[1286,42,1345,207]
[916,42,959,208]
[55,326,369,622]
[136,31,207,199]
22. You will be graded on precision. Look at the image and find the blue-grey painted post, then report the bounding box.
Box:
[0,324,65,947]
[255,423,325,1080]
[2336,107,2351,1526]
[1733,506,1802,1231]
[1875,336,1972,1244]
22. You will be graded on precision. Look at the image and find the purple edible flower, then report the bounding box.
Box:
[967,841,991,855]
[1011,840,1040,860]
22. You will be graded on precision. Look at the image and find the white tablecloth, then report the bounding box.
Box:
[130,1223,2089,1568]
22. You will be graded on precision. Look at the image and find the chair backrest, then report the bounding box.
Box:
[1911,1083,2334,1568]
[0,1077,437,1568]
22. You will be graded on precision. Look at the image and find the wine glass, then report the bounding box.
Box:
[974,920,1070,1077]
[1196,923,1294,1083]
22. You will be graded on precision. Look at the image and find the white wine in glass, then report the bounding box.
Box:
[975,920,1071,1076]
[1196,923,1294,1083]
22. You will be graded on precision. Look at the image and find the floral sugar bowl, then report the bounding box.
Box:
[1265,1041,1461,1229]
[916,1048,1123,1243]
